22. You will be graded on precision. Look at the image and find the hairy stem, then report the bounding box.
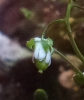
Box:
[42,19,64,39]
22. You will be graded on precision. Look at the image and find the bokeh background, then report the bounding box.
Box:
[0,0,84,100]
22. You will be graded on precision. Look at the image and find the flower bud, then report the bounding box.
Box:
[26,37,54,73]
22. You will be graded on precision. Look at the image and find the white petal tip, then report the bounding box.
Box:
[34,37,41,41]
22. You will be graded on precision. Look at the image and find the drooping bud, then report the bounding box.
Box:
[26,37,54,73]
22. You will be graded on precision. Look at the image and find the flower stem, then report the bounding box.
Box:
[41,0,84,75]
[73,4,84,10]
[54,48,83,76]
[41,19,64,39]
[65,0,84,64]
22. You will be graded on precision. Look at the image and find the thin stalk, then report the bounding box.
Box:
[41,19,64,39]
[73,4,84,10]
[54,48,83,76]
[65,0,84,64]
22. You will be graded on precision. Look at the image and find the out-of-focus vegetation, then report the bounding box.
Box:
[20,8,34,20]
[19,0,84,56]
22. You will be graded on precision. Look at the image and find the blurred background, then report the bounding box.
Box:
[0,0,84,100]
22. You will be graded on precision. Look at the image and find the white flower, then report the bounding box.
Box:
[32,37,52,65]
[45,50,51,66]
[26,37,54,72]
[33,42,46,61]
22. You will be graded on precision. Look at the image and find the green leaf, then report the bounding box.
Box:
[26,38,35,49]
[20,8,34,19]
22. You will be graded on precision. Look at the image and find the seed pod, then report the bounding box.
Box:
[35,60,49,73]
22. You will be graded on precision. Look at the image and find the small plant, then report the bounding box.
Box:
[26,37,53,73]
[25,0,84,99]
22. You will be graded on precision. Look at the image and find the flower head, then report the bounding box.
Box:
[26,37,54,73]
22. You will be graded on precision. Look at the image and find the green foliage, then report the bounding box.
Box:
[41,38,53,52]
[20,8,34,20]
[26,38,35,49]
[26,0,84,90]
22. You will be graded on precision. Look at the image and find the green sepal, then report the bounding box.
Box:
[73,73,84,86]
[26,38,35,49]
[20,8,34,19]
[35,59,49,73]
[47,38,53,46]
[34,89,48,100]
[41,38,53,53]
[50,46,54,54]
[41,40,49,52]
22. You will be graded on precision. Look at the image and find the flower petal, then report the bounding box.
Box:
[33,42,40,59]
[34,37,41,42]
[38,44,46,61]
[45,50,51,65]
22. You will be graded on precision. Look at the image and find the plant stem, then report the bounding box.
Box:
[41,0,84,75]
[65,0,84,64]
[54,48,83,76]
[41,19,64,39]
[73,4,84,10]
